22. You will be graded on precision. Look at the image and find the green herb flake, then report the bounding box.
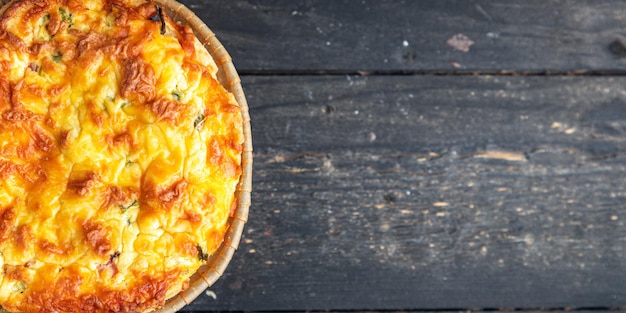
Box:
[51,51,63,63]
[120,199,138,212]
[193,113,206,129]
[120,101,130,109]
[196,244,208,261]
[172,91,182,101]
[59,8,73,26]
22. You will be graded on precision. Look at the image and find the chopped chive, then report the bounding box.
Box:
[158,6,165,35]
[120,101,130,109]
[110,251,120,262]
[51,51,63,63]
[172,91,182,101]
[196,244,208,261]
[193,113,206,129]
[29,63,41,72]
[149,5,166,35]
[120,199,137,212]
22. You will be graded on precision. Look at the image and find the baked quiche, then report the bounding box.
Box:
[0,0,244,312]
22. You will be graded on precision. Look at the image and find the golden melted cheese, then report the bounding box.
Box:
[0,0,244,312]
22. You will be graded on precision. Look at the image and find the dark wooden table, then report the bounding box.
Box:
[177,1,626,312]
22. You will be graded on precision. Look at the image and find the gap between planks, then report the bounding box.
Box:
[238,69,626,77]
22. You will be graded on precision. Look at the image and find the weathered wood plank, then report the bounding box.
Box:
[179,0,626,72]
[181,75,626,311]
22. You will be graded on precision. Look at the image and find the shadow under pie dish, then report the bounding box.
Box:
[0,0,252,312]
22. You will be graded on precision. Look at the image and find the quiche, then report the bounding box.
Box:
[0,0,245,312]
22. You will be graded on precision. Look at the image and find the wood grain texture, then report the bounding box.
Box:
[180,75,626,311]
[178,0,626,72]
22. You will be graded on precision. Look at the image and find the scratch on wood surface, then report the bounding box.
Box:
[473,150,527,162]
[475,4,494,22]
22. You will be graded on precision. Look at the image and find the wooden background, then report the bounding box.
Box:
[176,0,626,312]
